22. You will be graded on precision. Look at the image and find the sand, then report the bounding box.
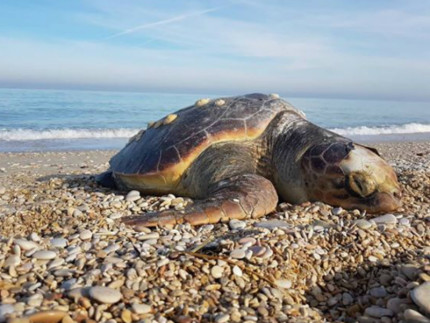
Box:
[0,141,429,323]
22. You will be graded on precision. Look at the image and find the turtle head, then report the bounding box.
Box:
[301,141,401,213]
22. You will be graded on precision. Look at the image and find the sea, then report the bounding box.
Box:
[0,88,429,152]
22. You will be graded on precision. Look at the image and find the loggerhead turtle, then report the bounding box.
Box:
[97,93,401,227]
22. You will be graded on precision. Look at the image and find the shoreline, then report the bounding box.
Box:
[0,141,429,322]
[1,131,429,153]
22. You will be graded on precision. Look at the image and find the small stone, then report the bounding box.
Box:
[214,314,230,323]
[14,239,38,250]
[132,303,152,315]
[368,256,378,263]
[211,266,224,279]
[157,258,169,267]
[0,304,15,322]
[364,306,393,318]
[89,286,122,304]
[249,245,266,257]
[27,294,43,307]
[386,297,407,314]
[401,264,420,280]
[126,190,140,202]
[371,214,397,225]
[275,279,292,289]
[255,219,291,229]
[79,229,92,240]
[403,309,430,323]
[121,309,132,323]
[369,286,387,298]
[232,265,242,277]
[229,219,246,230]
[399,218,410,226]
[30,232,40,241]
[50,238,67,248]
[342,293,354,305]
[230,248,246,259]
[5,255,21,268]
[332,207,343,215]
[138,232,160,240]
[411,282,430,314]
[355,219,372,229]
[32,250,56,260]
[0,187,5,195]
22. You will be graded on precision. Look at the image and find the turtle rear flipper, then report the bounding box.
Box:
[122,174,278,228]
[95,171,117,189]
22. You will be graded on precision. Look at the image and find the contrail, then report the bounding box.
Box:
[106,6,224,39]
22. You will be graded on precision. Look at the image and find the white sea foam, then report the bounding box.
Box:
[1,123,429,142]
[0,128,140,141]
[330,123,430,136]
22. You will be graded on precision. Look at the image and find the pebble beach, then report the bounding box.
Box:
[0,141,429,323]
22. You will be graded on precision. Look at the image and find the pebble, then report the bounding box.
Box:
[0,187,5,195]
[14,239,38,250]
[275,279,292,289]
[126,190,140,202]
[32,250,56,260]
[369,286,387,298]
[214,314,230,323]
[230,248,246,259]
[50,238,68,248]
[0,304,14,322]
[342,293,354,305]
[249,245,266,257]
[364,306,394,318]
[138,232,160,240]
[401,264,420,280]
[411,282,430,314]
[89,286,122,304]
[26,294,43,307]
[229,219,246,230]
[332,207,343,215]
[403,309,430,323]
[79,229,93,240]
[30,232,40,242]
[4,255,20,268]
[211,266,224,279]
[255,219,291,229]
[355,219,372,229]
[371,214,398,225]
[131,303,152,315]
[232,265,243,277]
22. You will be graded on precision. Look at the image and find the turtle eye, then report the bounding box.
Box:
[346,172,376,197]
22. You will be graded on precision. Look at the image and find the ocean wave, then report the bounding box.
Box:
[0,128,140,141]
[330,123,430,136]
[1,123,429,141]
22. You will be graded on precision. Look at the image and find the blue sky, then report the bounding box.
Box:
[0,0,429,99]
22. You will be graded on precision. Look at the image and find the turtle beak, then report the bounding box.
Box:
[362,190,402,213]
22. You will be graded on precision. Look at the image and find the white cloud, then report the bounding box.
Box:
[1,1,430,99]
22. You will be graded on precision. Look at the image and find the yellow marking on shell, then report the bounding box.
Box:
[214,99,225,106]
[269,93,280,99]
[195,98,211,107]
[116,127,267,195]
[163,114,178,125]
[147,121,155,128]
[153,120,163,129]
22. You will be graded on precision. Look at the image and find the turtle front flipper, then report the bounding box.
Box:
[122,174,278,228]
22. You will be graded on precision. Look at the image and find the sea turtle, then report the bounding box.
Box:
[97,93,401,228]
